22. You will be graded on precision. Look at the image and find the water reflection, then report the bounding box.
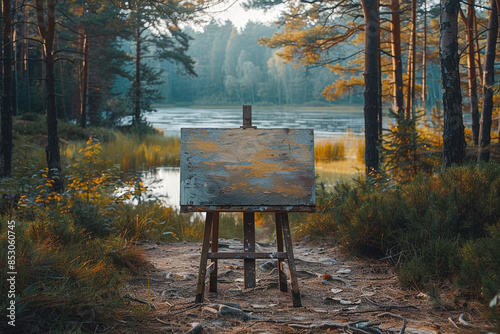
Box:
[141,167,180,208]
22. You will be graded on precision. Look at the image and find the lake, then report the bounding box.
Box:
[146,106,366,137]
[143,106,366,208]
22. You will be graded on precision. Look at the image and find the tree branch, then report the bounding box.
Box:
[460,0,492,11]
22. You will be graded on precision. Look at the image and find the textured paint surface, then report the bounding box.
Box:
[180,128,315,212]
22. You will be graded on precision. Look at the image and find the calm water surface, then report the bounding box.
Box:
[146,107,365,137]
[144,107,365,209]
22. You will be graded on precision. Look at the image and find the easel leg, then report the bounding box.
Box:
[282,213,302,307]
[274,213,288,292]
[195,212,214,303]
[209,212,219,292]
[243,212,256,288]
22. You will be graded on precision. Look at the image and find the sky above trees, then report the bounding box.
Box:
[199,2,281,30]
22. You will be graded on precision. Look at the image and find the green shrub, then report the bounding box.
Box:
[72,200,115,237]
[380,110,439,183]
[457,224,500,299]
[292,163,500,300]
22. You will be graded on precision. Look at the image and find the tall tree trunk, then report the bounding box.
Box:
[377,22,382,136]
[11,0,17,116]
[134,34,142,125]
[422,0,428,123]
[1,2,3,119]
[440,0,466,168]
[391,0,404,116]
[361,0,380,175]
[37,0,63,191]
[466,2,479,145]
[24,2,30,113]
[56,33,67,121]
[474,17,483,87]
[80,34,88,128]
[78,1,88,127]
[405,0,417,119]
[460,4,480,145]
[1,0,13,177]
[478,0,499,162]
[405,40,413,119]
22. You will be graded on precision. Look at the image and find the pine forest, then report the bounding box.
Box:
[0,0,499,332]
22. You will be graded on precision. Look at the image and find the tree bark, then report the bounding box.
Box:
[1,0,13,177]
[80,33,89,128]
[37,0,63,191]
[377,21,382,136]
[474,16,483,87]
[56,33,67,121]
[24,3,30,113]
[11,0,17,116]
[77,0,88,127]
[361,0,380,175]
[390,0,404,116]
[405,39,413,119]
[422,0,428,123]
[134,33,142,125]
[440,0,465,168]
[478,0,499,162]
[405,0,417,119]
[460,2,479,145]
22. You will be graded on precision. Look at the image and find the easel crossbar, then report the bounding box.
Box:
[207,252,288,260]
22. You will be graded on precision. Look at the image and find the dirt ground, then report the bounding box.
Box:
[111,238,495,333]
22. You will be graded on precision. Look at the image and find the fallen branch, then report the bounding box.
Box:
[377,312,406,334]
[155,317,171,325]
[123,294,156,310]
[168,303,203,315]
[289,320,383,333]
[458,314,484,329]
[363,295,418,310]
[448,317,459,328]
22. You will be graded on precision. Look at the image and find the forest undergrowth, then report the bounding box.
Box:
[0,119,196,333]
[1,116,499,331]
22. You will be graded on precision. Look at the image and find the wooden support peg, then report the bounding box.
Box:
[241,105,256,129]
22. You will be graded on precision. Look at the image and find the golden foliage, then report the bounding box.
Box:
[322,76,364,101]
[259,14,361,68]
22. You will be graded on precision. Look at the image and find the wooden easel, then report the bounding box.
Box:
[180,106,315,307]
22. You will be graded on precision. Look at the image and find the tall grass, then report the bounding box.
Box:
[314,133,364,163]
[0,216,144,333]
[113,202,205,241]
[315,140,346,161]
[63,131,180,171]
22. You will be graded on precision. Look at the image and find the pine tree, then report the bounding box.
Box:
[114,0,197,126]
[381,110,437,183]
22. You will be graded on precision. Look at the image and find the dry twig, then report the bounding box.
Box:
[377,312,406,334]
